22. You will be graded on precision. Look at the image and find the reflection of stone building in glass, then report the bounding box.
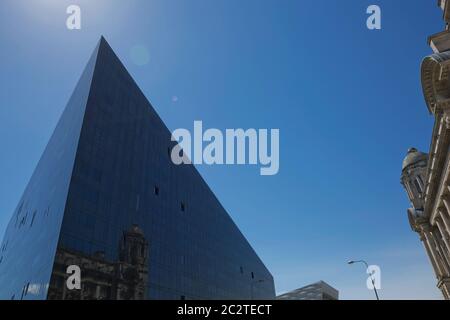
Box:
[48,225,148,300]
[401,1,450,300]
[276,281,338,300]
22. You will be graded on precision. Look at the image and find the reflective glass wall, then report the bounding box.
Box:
[49,38,275,300]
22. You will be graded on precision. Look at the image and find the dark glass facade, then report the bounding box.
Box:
[0,37,275,300]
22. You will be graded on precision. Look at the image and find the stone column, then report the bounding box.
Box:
[436,218,450,253]
[439,278,450,300]
[433,223,450,273]
[62,278,67,300]
[442,198,450,223]
[439,208,450,234]
[432,226,450,276]
[421,233,440,278]
[95,285,101,299]
[422,229,445,278]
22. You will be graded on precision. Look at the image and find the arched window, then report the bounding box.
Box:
[414,179,423,194]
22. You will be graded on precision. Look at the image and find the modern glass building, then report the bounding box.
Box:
[0,37,275,300]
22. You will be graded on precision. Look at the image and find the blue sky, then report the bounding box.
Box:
[0,0,444,299]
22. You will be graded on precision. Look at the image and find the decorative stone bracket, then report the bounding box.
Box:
[421,51,450,115]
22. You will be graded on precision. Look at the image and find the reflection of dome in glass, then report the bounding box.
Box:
[129,224,145,236]
[402,148,428,170]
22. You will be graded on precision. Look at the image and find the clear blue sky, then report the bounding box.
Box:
[0,0,444,299]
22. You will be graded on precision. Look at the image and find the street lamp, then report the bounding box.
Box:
[348,260,379,300]
[250,279,265,300]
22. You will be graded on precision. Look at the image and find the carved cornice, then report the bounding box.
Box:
[408,208,429,233]
[429,30,450,53]
[440,0,450,23]
[421,51,450,114]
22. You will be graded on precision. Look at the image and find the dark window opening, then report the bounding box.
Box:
[180,295,186,300]
[154,186,159,196]
[19,212,28,228]
[24,283,29,296]
[417,175,424,187]
[20,284,26,300]
[181,202,185,212]
[30,210,37,227]
[251,272,254,279]
[240,266,244,274]
[414,179,422,194]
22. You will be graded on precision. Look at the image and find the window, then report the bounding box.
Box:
[154,186,159,196]
[180,295,186,300]
[240,266,244,274]
[417,175,424,188]
[251,272,254,279]
[20,283,27,300]
[181,202,185,212]
[414,179,423,194]
[24,283,29,296]
[19,212,28,228]
[30,210,37,227]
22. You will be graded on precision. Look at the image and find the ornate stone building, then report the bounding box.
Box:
[401,0,450,300]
